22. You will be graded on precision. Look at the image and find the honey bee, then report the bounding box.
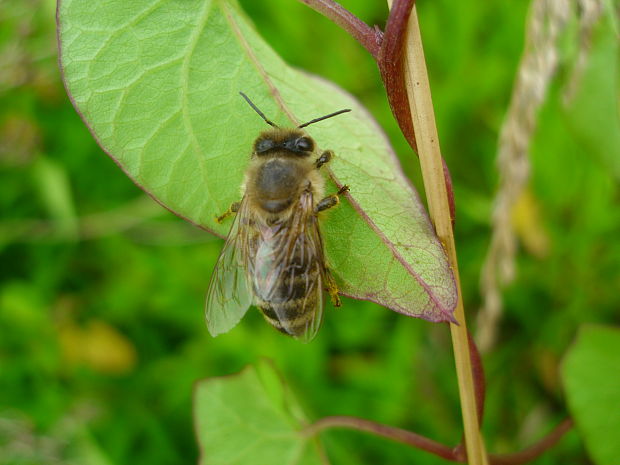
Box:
[205,92,351,341]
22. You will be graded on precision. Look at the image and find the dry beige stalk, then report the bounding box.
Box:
[478,0,568,352]
[563,0,605,102]
[390,3,490,463]
[477,0,604,352]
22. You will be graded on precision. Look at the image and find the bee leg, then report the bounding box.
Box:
[324,268,342,307]
[215,201,241,224]
[315,185,350,213]
[315,150,334,169]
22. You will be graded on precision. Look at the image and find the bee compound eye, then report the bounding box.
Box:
[255,138,275,153]
[295,137,313,152]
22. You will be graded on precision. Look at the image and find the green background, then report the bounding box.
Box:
[1,0,618,464]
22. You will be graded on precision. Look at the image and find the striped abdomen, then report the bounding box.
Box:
[249,219,323,339]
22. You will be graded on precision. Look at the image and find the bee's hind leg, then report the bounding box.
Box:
[315,185,349,213]
[324,268,342,307]
[215,201,241,224]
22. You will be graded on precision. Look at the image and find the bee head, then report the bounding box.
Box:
[240,91,350,156]
[280,134,314,154]
[253,129,315,157]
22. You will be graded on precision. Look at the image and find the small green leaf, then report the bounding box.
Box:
[57,0,457,324]
[561,325,620,465]
[194,363,327,465]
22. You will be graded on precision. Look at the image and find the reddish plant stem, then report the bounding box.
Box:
[442,157,457,226]
[304,416,574,465]
[303,415,456,461]
[468,329,486,422]
[297,0,381,58]
[488,418,574,465]
[378,0,418,151]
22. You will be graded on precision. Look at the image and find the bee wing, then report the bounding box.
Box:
[254,190,325,342]
[205,198,253,337]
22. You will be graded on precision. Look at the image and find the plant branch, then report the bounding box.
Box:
[390,2,488,463]
[469,330,486,422]
[296,0,381,58]
[302,415,457,461]
[304,416,573,465]
[488,418,574,465]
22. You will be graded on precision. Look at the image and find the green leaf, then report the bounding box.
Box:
[561,325,620,465]
[57,0,457,324]
[193,361,328,465]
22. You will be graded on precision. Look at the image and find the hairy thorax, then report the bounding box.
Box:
[243,128,325,222]
[254,158,303,213]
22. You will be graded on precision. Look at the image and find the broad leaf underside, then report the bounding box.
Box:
[194,363,327,465]
[57,0,457,322]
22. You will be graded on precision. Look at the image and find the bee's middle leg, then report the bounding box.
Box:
[215,201,241,224]
[315,185,349,213]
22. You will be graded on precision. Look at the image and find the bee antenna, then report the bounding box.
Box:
[298,109,351,129]
[239,92,278,128]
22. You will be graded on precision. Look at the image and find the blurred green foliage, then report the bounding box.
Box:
[562,325,620,465]
[0,0,618,464]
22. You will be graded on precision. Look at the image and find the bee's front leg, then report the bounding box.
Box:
[315,150,334,169]
[215,201,241,224]
[315,185,349,213]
